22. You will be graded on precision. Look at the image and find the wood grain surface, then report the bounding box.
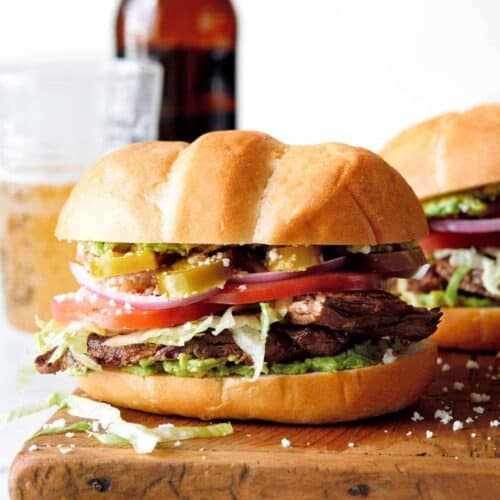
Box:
[9,351,500,500]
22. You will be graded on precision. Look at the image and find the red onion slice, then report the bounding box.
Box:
[70,263,220,310]
[429,217,500,233]
[230,256,346,284]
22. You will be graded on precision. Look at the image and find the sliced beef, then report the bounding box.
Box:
[434,258,498,300]
[287,290,441,340]
[280,326,350,357]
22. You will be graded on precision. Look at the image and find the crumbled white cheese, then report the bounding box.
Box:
[436,357,443,366]
[267,249,280,263]
[490,419,500,428]
[65,432,75,438]
[406,431,412,436]
[453,382,465,392]
[222,258,230,268]
[473,406,485,415]
[237,284,247,291]
[347,442,355,448]
[441,363,451,372]
[471,433,477,438]
[411,411,424,422]
[434,409,453,424]
[425,430,433,439]
[466,360,479,370]
[281,438,291,448]
[452,421,464,432]
[28,444,39,452]
[465,417,474,424]
[174,440,182,447]
[470,393,491,403]
[382,348,397,364]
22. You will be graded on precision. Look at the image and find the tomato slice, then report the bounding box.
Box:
[206,272,382,304]
[420,231,500,255]
[52,292,224,330]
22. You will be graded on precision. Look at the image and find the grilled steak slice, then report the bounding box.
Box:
[434,258,499,300]
[280,326,350,357]
[287,290,441,339]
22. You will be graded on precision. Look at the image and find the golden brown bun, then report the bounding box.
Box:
[381,104,500,199]
[76,340,437,424]
[430,307,500,351]
[57,131,427,245]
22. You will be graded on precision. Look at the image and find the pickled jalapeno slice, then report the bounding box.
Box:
[89,250,158,278]
[265,246,322,272]
[157,257,233,298]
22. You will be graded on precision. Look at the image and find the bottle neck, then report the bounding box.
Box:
[117,0,236,52]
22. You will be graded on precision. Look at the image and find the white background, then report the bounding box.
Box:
[1,0,500,497]
[1,0,500,150]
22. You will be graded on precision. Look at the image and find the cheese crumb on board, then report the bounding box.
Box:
[281,438,291,448]
[466,360,479,370]
[470,393,490,403]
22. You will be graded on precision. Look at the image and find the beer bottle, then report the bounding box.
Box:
[116,0,237,142]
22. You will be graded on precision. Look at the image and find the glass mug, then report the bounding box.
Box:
[0,60,162,331]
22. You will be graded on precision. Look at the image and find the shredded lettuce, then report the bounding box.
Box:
[31,421,91,439]
[230,302,281,379]
[444,264,471,306]
[155,422,233,440]
[36,318,104,371]
[2,393,233,454]
[104,315,217,348]
[90,432,130,446]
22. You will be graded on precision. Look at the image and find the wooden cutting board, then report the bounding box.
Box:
[9,351,500,500]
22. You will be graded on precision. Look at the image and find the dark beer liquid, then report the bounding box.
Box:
[146,47,235,142]
[116,0,236,142]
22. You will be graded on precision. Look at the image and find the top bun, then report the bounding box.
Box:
[56,131,427,245]
[381,104,500,200]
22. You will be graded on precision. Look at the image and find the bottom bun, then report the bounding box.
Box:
[430,307,500,351]
[77,340,437,424]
